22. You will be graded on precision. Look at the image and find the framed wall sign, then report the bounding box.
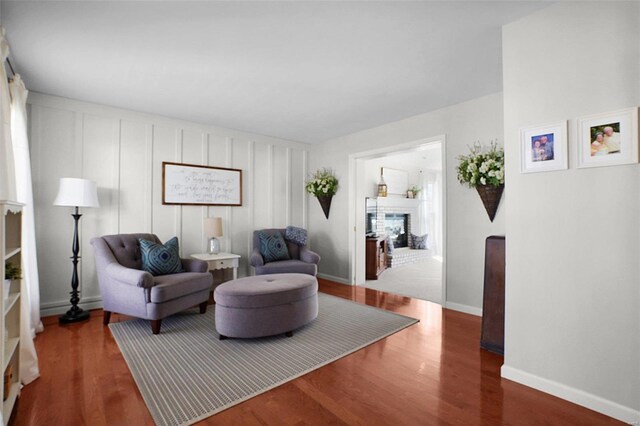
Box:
[520,121,568,173]
[162,162,243,206]
[577,107,639,168]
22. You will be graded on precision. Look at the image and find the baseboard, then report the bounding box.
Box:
[501,365,640,424]
[317,273,352,285]
[444,301,482,317]
[40,296,103,318]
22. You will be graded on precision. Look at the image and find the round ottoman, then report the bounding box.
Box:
[214,273,318,339]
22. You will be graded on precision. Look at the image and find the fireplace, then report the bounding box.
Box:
[384,213,409,248]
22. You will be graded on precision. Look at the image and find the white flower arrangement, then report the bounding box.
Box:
[457,141,505,188]
[306,168,339,197]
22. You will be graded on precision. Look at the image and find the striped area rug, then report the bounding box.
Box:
[109,292,418,426]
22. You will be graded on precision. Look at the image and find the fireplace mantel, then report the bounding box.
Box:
[376,197,421,208]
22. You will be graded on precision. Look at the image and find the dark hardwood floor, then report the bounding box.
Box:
[15,279,621,425]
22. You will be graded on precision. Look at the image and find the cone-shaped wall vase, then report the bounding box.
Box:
[475,184,504,222]
[317,195,333,219]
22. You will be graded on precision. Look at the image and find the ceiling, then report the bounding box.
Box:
[368,142,442,173]
[1,1,549,144]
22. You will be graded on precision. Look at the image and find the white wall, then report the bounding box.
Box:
[29,93,309,316]
[502,3,640,423]
[362,148,441,199]
[309,93,504,312]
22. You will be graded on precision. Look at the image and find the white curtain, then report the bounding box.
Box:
[10,74,41,385]
[430,172,443,257]
[0,27,17,201]
[415,188,429,236]
[417,170,443,256]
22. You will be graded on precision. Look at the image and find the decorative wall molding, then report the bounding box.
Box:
[29,92,310,312]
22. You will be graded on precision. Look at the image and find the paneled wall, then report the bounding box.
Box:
[29,93,309,316]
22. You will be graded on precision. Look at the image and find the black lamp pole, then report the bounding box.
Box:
[59,206,90,324]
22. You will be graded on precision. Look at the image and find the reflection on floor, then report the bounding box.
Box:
[360,255,443,304]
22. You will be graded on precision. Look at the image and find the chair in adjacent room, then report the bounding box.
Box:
[91,233,213,334]
[250,228,320,276]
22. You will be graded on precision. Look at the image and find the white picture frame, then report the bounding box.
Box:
[577,107,639,169]
[520,121,568,173]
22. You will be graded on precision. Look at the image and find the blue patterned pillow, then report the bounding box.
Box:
[285,226,308,246]
[139,237,184,276]
[410,233,428,250]
[258,232,291,263]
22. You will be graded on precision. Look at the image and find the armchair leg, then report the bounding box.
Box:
[199,301,208,314]
[151,319,162,335]
[103,311,111,326]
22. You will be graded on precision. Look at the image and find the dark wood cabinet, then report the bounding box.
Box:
[365,236,387,280]
[481,235,505,355]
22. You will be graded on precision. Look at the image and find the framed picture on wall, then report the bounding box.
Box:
[577,107,639,168]
[520,121,568,173]
[162,162,243,206]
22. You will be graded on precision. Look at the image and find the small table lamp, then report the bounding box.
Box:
[204,217,223,254]
[54,178,99,324]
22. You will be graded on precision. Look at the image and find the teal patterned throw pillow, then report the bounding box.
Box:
[258,232,291,263]
[139,237,184,276]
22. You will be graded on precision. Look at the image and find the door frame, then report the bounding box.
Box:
[347,135,447,305]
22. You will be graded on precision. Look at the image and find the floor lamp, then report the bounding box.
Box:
[54,178,100,324]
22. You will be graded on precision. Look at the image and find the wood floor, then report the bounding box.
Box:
[16,279,620,425]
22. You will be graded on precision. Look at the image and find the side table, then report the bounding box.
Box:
[191,252,241,280]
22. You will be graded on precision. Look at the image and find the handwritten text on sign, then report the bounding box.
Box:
[163,163,242,205]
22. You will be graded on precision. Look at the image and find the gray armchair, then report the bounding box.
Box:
[90,233,213,334]
[250,228,320,276]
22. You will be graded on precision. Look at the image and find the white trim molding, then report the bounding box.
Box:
[317,273,352,286]
[501,365,640,424]
[445,302,482,317]
[40,296,103,318]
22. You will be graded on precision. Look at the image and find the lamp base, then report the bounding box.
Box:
[208,237,220,254]
[59,308,90,324]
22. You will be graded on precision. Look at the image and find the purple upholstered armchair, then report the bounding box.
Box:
[250,228,320,276]
[90,233,213,334]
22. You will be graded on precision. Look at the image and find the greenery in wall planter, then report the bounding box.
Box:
[457,141,505,222]
[306,168,339,219]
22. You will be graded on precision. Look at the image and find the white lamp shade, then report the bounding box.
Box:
[53,178,100,208]
[204,217,223,238]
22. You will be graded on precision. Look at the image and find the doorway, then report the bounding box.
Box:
[348,136,446,304]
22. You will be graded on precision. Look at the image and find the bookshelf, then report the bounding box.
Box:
[0,201,23,424]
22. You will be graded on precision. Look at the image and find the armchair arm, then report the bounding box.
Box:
[181,258,208,273]
[300,247,321,265]
[105,263,154,289]
[250,248,264,267]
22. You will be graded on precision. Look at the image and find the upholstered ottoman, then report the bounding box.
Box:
[214,273,318,339]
